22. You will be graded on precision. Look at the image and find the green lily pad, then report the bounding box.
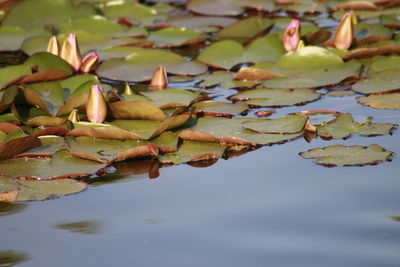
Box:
[159,140,226,164]
[354,23,393,39]
[148,28,206,47]
[139,89,200,109]
[178,116,303,145]
[366,55,400,74]
[197,34,285,69]
[0,175,88,201]
[0,26,50,52]
[24,52,73,73]
[66,136,149,163]
[102,2,164,26]
[213,17,273,43]
[0,149,106,180]
[187,0,273,16]
[158,14,237,32]
[0,64,31,89]
[20,136,65,156]
[197,71,234,88]
[22,82,64,116]
[109,100,166,121]
[232,88,321,107]
[241,115,307,134]
[192,101,248,116]
[299,144,394,167]
[97,47,207,82]
[317,113,397,139]
[357,92,400,110]
[1,0,85,30]
[352,69,400,94]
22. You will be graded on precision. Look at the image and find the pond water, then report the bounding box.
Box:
[1,91,400,267]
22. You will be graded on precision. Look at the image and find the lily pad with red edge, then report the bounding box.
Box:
[187,0,274,16]
[192,101,248,116]
[197,34,285,70]
[159,140,226,165]
[213,17,273,43]
[299,144,394,167]
[178,116,304,145]
[357,92,400,110]
[151,131,179,153]
[139,89,201,109]
[97,47,207,82]
[18,136,65,157]
[316,113,397,139]
[0,175,88,202]
[0,135,41,161]
[241,115,307,134]
[352,69,400,94]
[68,122,146,140]
[66,136,150,163]
[232,88,321,107]
[0,65,32,89]
[156,14,237,33]
[24,52,73,73]
[148,28,206,48]
[0,149,106,180]
[22,82,64,116]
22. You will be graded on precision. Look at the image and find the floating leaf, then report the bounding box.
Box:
[0,149,106,180]
[109,100,166,121]
[160,140,226,164]
[24,52,73,73]
[97,47,207,82]
[300,144,394,167]
[352,69,400,94]
[0,175,87,201]
[192,101,248,116]
[187,0,273,16]
[139,89,200,109]
[316,113,397,139]
[0,65,31,89]
[157,14,237,32]
[178,116,303,145]
[241,115,307,134]
[148,28,206,47]
[357,92,400,110]
[232,88,321,107]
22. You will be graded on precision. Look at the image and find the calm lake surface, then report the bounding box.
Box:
[1,89,400,267]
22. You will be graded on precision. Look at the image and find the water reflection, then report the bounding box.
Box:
[0,202,27,217]
[54,220,103,235]
[0,250,30,267]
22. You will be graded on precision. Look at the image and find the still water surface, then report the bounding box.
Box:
[1,92,400,267]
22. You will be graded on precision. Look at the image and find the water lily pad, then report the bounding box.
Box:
[0,64,31,89]
[352,69,400,94]
[213,17,273,43]
[97,47,207,82]
[24,52,73,73]
[357,92,400,110]
[366,55,400,74]
[19,136,65,157]
[299,144,394,167]
[139,89,200,109]
[159,140,226,164]
[1,0,85,30]
[192,101,248,116]
[0,175,87,201]
[0,149,106,180]
[178,116,303,145]
[197,71,234,87]
[148,28,206,47]
[232,88,321,107]
[242,115,307,134]
[109,100,166,121]
[157,14,237,32]
[197,34,285,69]
[316,113,397,139]
[22,82,64,116]
[66,136,151,163]
[187,0,273,16]
[0,26,50,52]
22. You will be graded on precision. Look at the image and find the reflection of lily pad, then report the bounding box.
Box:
[300,144,394,167]
[357,93,400,110]
[160,140,226,164]
[232,88,321,107]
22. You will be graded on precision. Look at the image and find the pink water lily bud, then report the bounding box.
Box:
[334,12,354,50]
[86,84,107,123]
[150,65,168,90]
[283,19,301,52]
[60,33,82,72]
[80,52,99,73]
[46,36,59,56]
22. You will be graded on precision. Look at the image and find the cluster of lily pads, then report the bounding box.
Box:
[0,0,399,201]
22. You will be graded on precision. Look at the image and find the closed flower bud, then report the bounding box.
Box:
[150,65,168,90]
[46,36,59,56]
[86,84,107,123]
[60,33,82,71]
[80,52,99,73]
[283,19,301,52]
[334,12,354,50]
